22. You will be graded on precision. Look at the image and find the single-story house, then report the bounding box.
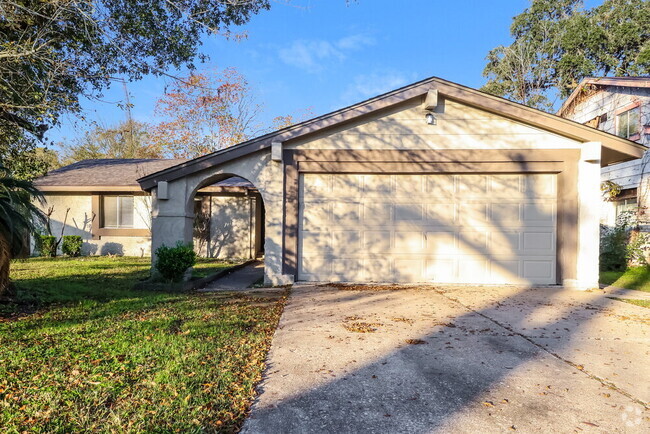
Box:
[33,159,264,259]
[137,76,645,289]
[557,77,650,226]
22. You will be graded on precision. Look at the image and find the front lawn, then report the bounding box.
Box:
[599,266,650,293]
[608,297,650,309]
[1,257,286,432]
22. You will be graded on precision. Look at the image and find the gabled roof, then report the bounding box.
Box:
[35,159,255,192]
[138,76,647,191]
[558,76,650,117]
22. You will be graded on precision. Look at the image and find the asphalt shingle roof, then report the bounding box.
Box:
[34,159,254,189]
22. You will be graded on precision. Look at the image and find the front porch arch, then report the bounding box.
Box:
[149,150,290,285]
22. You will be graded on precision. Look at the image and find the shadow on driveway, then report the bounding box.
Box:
[242,284,649,433]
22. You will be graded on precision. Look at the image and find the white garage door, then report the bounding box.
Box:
[298,173,557,284]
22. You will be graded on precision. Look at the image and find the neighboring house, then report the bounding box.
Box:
[557,77,650,226]
[33,159,264,259]
[137,76,644,289]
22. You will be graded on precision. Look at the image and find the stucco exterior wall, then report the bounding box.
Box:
[33,193,152,256]
[287,98,582,151]
[193,195,257,259]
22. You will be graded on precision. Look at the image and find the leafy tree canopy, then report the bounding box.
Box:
[150,68,312,159]
[59,120,161,165]
[482,0,650,111]
[0,0,270,174]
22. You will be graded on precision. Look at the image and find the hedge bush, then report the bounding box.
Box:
[155,242,197,282]
[37,235,57,258]
[61,235,83,257]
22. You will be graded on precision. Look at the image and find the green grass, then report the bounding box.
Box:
[192,258,241,280]
[599,266,650,293]
[1,257,286,432]
[608,297,650,309]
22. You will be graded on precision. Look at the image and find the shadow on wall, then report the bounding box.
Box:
[100,242,124,256]
[210,218,236,258]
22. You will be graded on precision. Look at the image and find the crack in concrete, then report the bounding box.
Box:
[435,289,650,410]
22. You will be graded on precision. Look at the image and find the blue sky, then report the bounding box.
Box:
[48,0,600,148]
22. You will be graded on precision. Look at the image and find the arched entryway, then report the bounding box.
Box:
[190,174,265,261]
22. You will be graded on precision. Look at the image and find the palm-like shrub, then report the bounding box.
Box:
[0,166,45,297]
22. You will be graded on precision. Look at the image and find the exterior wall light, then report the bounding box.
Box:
[425,112,436,125]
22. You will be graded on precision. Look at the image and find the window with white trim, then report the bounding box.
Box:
[101,196,134,228]
[615,197,637,219]
[616,106,640,139]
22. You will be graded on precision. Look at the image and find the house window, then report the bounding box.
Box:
[615,197,637,220]
[101,196,134,228]
[616,106,640,139]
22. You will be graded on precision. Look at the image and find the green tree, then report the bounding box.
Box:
[482,0,650,111]
[0,0,271,170]
[60,120,161,164]
[0,136,58,180]
[0,166,45,297]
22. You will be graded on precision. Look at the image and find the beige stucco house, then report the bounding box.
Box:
[33,159,264,259]
[136,77,645,289]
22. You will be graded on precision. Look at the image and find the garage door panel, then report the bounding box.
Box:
[457,175,488,196]
[363,175,393,196]
[394,204,424,222]
[364,231,392,253]
[524,174,556,198]
[395,175,424,196]
[425,258,457,281]
[394,231,424,253]
[363,203,392,225]
[523,260,554,280]
[458,203,489,226]
[301,174,331,197]
[425,231,457,255]
[298,173,557,284]
[426,204,456,225]
[394,259,424,281]
[490,231,521,254]
[332,230,361,253]
[522,231,555,253]
[301,231,331,253]
[425,175,456,197]
[332,259,364,280]
[523,203,555,224]
[457,258,489,282]
[301,202,330,230]
[364,258,393,281]
[300,255,331,278]
[489,175,523,198]
[490,203,521,224]
[490,260,521,283]
[332,174,362,197]
[332,202,362,225]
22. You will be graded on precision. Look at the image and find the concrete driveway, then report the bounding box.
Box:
[243,284,650,433]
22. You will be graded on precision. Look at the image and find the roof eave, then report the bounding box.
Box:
[138,76,647,191]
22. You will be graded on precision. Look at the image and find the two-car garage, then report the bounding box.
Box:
[298,173,557,284]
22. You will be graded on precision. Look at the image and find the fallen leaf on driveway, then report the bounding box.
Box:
[405,339,427,345]
[581,421,599,427]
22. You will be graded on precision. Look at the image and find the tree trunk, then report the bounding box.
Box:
[0,232,14,299]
